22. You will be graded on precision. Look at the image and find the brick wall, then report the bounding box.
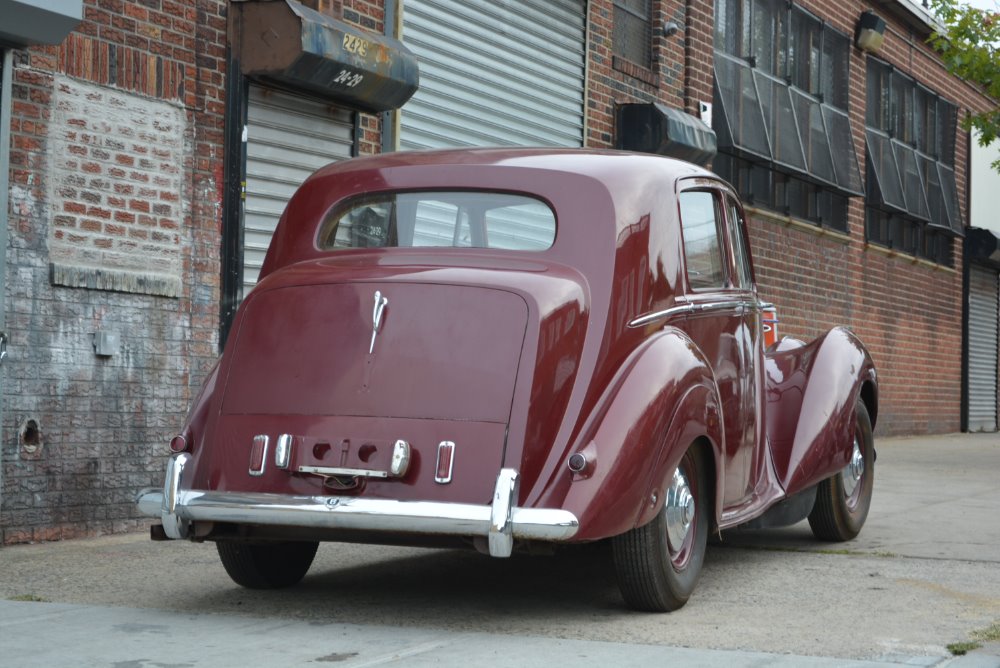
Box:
[1,0,226,544]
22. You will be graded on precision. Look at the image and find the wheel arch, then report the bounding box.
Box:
[548,327,725,542]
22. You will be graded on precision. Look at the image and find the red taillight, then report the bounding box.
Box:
[435,441,455,484]
[169,434,189,453]
[249,435,269,476]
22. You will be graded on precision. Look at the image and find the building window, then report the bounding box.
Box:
[864,57,962,265]
[712,0,862,232]
[613,0,652,68]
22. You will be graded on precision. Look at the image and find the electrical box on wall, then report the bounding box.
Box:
[699,102,713,128]
[93,331,120,357]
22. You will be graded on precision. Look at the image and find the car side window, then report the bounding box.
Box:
[679,190,727,290]
[726,196,754,289]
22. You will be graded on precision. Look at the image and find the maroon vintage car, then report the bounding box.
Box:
[137,149,877,611]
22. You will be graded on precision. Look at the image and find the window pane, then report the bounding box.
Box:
[937,99,957,165]
[319,192,556,251]
[865,129,906,212]
[890,71,913,143]
[823,106,864,194]
[866,58,890,131]
[820,29,850,110]
[754,71,807,171]
[789,8,822,92]
[714,54,771,159]
[751,0,786,76]
[614,1,651,65]
[680,191,727,290]
[727,196,754,288]
[893,141,930,221]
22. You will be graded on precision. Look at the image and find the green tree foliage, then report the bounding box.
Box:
[929,0,1000,169]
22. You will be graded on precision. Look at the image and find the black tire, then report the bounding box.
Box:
[215,540,319,589]
[612,445,709,612]
[809,399,875,541]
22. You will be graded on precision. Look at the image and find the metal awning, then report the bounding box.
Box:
[235,0,418,113]
[616,103,717,165]
[967,228,1000,269]
[0,0,82,48]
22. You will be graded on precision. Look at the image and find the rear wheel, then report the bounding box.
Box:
[612,445,709,612]
[215,540,319,589]
[808,399,875,541]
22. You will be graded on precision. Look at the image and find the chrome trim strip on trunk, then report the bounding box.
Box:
[136,457,578,557]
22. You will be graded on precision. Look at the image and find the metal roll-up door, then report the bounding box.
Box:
[243,84,355,295]
[400,0,586,149]
[968,264,1000,432]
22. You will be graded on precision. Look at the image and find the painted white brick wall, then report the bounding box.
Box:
[47,75,190,297]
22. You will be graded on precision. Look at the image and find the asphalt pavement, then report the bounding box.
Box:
[1,432,998,667]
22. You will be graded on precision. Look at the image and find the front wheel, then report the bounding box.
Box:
[612,445,709,612]
[808,399,875,541]
[215,540,319,589]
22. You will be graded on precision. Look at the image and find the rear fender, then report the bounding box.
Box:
[766,327,878,495]
[549,328,723,541]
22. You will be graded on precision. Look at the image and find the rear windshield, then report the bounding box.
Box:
[318,191,556,251]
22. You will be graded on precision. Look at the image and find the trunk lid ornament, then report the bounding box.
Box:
[369,290,388,354]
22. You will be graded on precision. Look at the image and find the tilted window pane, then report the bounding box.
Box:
[865,129,906,212]
[892,141,929,221]
[919,155,949,233]
[714,55,771,159]
[791,90,836,185]
[754,70,807,171]
[938,163,963,235]
[679,191,727,290]
[823,106,863,195]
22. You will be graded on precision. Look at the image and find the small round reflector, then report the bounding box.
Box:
[169,434,189,453]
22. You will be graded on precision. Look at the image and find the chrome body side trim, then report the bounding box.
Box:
[628,298,760,328]
[135,456,579,558]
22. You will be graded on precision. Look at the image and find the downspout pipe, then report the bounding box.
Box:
[0,49,14,522]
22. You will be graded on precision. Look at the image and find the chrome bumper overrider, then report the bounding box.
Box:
[135,453,579,558]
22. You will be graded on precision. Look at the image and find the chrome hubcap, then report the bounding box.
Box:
[665,467,695,552]
[843,436,864,498]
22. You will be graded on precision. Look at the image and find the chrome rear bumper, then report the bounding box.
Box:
[135,453,579,558]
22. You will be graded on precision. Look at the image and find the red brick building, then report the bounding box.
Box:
[1,0,996,543]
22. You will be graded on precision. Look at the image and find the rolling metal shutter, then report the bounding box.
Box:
[243,84,354,296]
[968,264,1000,432]
[400,0,586,149]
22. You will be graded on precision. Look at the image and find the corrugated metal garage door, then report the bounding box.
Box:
[400,0,586,149]
[243,84,354,296]
[968,264,999,432]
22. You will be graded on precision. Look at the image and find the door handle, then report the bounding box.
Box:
[0,331,7,363]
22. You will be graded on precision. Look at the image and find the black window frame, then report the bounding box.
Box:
[712,0,862,231]
[864,55,963,264]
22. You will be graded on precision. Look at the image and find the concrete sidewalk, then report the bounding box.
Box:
[1,599,994,668]
[0,432,998,667]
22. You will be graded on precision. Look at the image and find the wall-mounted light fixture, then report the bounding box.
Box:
[663,21,681,38]
[855,11,886,54]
